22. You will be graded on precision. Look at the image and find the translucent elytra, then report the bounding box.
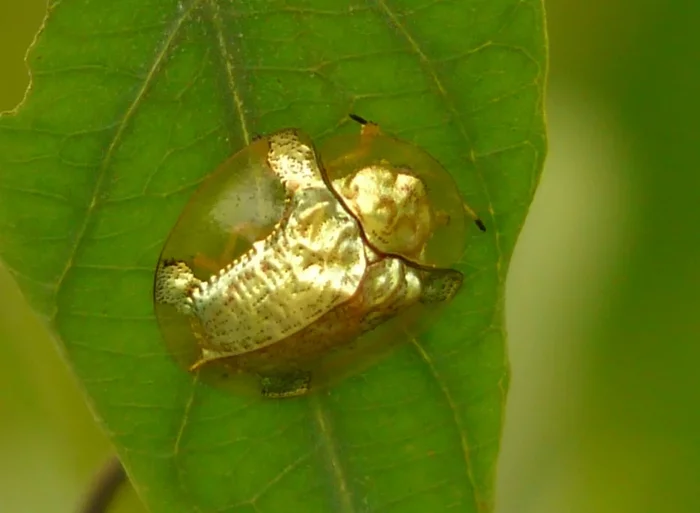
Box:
[159,137,286,277]
[153,136,287,375]
[320,130,467,269]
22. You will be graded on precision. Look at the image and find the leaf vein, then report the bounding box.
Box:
[205,0,251,145]
[375,0,505,281]
[310,394,356,513]
[49,0,204,321]
[409,336,481,510]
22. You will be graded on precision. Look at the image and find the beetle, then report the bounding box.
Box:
[153,115,484,398]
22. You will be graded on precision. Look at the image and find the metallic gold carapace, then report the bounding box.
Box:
[153,119,471,398]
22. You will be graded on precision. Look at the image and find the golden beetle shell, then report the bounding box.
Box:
[321,121,467,269]
[153,119,470,398]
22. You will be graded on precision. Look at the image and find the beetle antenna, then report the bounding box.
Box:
[349,113,369,125]
[463,202,486,232]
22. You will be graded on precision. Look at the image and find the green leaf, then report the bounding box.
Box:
[0,0,546,511]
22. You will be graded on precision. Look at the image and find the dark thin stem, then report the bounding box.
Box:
[77,455,127,513]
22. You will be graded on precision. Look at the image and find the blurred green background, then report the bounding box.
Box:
[2,1,699,512]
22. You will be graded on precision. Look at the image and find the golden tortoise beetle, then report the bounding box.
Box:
[153,115,485,398]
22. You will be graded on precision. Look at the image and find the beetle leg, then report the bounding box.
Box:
[462,202,486,232]
[419,268,464,303]
[192,220,263,274]
[350,112,382,152]
[220,226,247,263]
[350,114,382,138]
[323,114,385,173]
[216,220,269,265]
[192,252,225,274]
[260,370,311,398]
